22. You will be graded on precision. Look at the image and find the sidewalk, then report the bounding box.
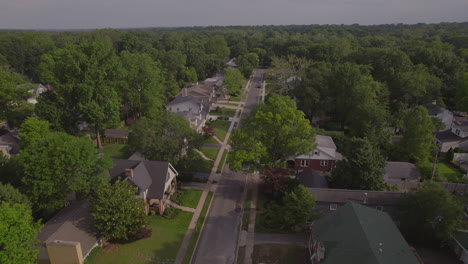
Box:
[242,172,260,264]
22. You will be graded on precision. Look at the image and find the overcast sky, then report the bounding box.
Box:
[0,0,467,29]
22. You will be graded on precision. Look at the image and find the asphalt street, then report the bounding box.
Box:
[192,69,265,264]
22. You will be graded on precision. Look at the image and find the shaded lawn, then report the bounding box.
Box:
[189,154,214,174]
[87,211,193,264]
[203,136,219,145]
[437,162,465,183]
[218,103,240,107]
[210,107,237,118]
[200,146,220,161]
[252,244,309,264]
[216,150,229,173]
[229,96,241,102]
[101,144,132,159]
[182,192,213,264]
[178,188,203,209]
[207,120,231,142]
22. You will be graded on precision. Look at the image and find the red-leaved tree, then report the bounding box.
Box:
[262,167,291,197]
[202,126,215,137]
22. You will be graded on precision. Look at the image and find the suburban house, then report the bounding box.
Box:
[452,230,468,263]
[108,155,178,215]
[37,200,99,264]
[425,101,454,131]
[166,95,209,132]
[293,135,343,173]
[436,115,468,152]
[225,58,237,68]
[384,162,421,188]
[308,188,404,219]
[308,202,420,264]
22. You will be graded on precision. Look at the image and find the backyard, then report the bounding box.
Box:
[101,143,132,159]
[437,161,466,183]
[86,211,193,264]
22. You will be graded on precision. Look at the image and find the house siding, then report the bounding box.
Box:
[294,159,336,172]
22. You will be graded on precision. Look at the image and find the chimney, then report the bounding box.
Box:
[125,168,133,178]
[432,100,437,105]
[182,88,188,97]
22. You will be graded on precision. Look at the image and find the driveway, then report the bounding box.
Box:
[192,69,264,264]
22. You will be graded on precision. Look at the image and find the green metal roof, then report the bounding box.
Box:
[312,202,419,264]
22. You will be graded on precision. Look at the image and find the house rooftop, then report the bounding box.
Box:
[453,230,468,254]
[37,200,98,261]
[166,95,201,107]
[385,162,420,181]
[313,202,419,264]
[315,135,337,149]
[424,102,446,116]
[453,116,468,133]
[104,129,129,139]
[108,159,172,199]
[309,188,404,206]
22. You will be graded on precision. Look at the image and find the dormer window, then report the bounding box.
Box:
[314,150,319,155]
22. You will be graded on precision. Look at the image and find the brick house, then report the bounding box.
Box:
[294,135,342,173]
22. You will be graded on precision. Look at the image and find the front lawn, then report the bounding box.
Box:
[87,211,193,264]
[210,107,237,118]
[203,136,219,145]
[200,146,220,161]
[176,188,203,209]
[207,120,231,142]
[101,144,132,159]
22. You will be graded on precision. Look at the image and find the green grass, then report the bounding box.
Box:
[190,155,214,174]
[87,211,193,264]
[203,136,219,145]
[178,189,203,209]
[244,190,252,211]
[216,150,229,173]
[437,161,465,182]
[207,120,231,142]
[252,244,309,264]
[101,144,132,159]
[182,192,213,264]
[210,107,237,118]
[229,96,241,102]
[200,146,221,161]
[218,103,240,107]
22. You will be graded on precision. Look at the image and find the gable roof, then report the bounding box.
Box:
[316,135,337,149]
[424,102,446,116]
[108,159,173,199]
[312,202,419,264]
[295,135,342,161]
[166,95,202,107]
[37,200,98,261]
[384,162,421,181]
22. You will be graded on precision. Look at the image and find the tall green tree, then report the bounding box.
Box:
[119,51,165,120]
[205,35,230,60]
[396,106,435,163]
[329,137,386,191]
[90,180,146,242]
[237,53,259,78]
[223,68,243,96]
[229,95,314,170]
[18,117,50,149]
[17,132,112,216]
[281,185,316,229]
[398,181,463,246]
[0,67,33,128]
[40,41,121,148]
[0,202,41,264]
[0,182,30,206]
[129,111,202,165]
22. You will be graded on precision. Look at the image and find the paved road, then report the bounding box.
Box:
[192,69,264,264]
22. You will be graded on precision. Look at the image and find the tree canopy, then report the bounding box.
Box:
[229,94,314,170]
[398,181,464,246]
[90,180,146,242]
[223,68,243,96]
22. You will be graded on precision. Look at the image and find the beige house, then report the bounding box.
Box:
[108,155,178,215]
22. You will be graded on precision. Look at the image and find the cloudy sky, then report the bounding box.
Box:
[0,0,467,29]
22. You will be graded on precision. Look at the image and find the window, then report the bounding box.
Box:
[300,160,309,167]
[320,160,329,166]
[455,129,461,136]
[330,204,337,211]
[375,206,383,211]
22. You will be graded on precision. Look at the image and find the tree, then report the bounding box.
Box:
[329,137,386,191]
[18,117,50,149]
[455,72,468,112]
[237,53,259,78]
[262,167,291,198]
[229,95,314,170]
[205,35,230,60]
[0,66,33,128]
[129,112,202,165]
[271,55,310,92]
[0,182,30,206]
[202,126,215,137]
[90,180,146,242]
[223,68,243,96]
[396,106,435,163]
[40,41,121,148]
[398,181,463,246]
[0,202,41,264]
[17,132,112,216]
[119,51,165,120]
[281,185,316,230]
[34,90,76,133]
